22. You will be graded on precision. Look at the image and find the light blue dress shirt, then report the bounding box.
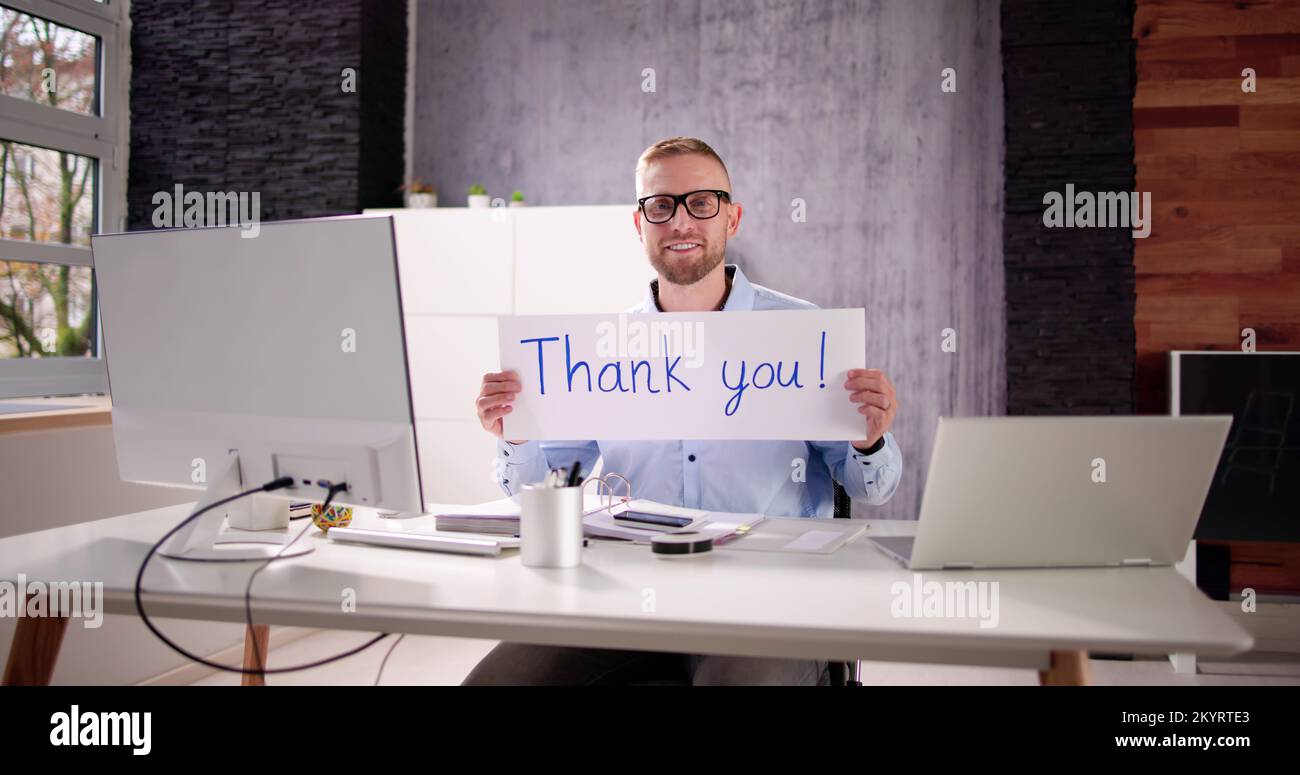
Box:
[495,264,902,517]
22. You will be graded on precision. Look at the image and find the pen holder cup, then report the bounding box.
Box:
[520,484,584,568]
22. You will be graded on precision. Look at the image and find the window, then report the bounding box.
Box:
[0,0,125,398]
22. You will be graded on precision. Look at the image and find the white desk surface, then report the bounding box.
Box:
[0,503,1253,669]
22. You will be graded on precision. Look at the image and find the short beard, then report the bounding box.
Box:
[649,240,726,287]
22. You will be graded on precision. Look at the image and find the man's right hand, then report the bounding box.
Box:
[477,370,527,444]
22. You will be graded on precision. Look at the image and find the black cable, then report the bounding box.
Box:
[134,476,393,678]
[374,633,406,686]
[243,480,347,682]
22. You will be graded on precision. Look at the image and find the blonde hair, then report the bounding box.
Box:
[636,137,731,191]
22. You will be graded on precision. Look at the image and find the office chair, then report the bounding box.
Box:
[826,481,863,686]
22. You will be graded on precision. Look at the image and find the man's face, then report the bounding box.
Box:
[634,154,741,286]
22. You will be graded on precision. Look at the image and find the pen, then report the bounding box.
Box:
[566,460,583,487]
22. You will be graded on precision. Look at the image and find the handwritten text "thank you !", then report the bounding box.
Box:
[496,309,866,441]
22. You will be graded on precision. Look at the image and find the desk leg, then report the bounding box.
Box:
[241,624,270,686]
[1038,650,1091,686]
[3,595,70,686]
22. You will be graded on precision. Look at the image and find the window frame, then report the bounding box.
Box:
[0,0,128,398]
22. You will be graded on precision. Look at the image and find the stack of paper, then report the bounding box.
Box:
[435,496,765,544]
[435,495,612,536]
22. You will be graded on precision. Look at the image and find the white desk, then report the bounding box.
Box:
[1,502,1253,685]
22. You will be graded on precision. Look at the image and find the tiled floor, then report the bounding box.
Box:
[190,630,1300,686]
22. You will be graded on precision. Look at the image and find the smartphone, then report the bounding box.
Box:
[613,510,694,529]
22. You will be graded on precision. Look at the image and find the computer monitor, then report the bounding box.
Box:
[91,216,424,560]
[1171,350,1300,544]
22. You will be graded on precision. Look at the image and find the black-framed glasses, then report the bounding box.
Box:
[638,189,731,224]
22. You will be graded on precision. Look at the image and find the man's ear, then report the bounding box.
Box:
[726,202,742,238]
[632,208,644,242]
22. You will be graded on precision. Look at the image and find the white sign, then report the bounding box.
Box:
[497,309,867,440]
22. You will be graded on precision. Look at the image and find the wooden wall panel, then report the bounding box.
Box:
[1134,0,1300,593]
[1134,0,1300,415]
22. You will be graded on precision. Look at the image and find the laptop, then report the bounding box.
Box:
[871,416,1232,569]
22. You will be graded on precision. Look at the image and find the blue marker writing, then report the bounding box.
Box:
[565,334,591,392]
[664,335,691,392]
[520,336,560,394]
[819,330,826,388]
[721,360,747,416]
[722,356,806,417]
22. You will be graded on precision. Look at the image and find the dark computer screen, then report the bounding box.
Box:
[1177,353,1300,543]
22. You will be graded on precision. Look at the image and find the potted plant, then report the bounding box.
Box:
[509,190,526,208]
[467,184,489,208]
[400,180,437,208]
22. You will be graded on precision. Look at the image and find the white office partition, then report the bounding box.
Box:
[387,209,515,315]
[403,315,499,422]
[366,206,653,504]
[512,206,651,314]
[415,418,502,506]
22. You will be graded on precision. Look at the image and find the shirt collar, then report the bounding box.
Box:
[643,264,755,313]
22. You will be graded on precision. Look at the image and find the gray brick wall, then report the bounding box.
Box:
[1002,0,1137,414]
[126,0,406,229]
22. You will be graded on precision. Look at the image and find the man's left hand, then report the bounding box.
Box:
[844,368,898,452]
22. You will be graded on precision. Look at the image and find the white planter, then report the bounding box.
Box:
[467,194,490,208]
[508,200,526,208]
[406,192,437,208]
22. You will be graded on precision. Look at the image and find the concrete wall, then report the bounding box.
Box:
[412,0,1005,518]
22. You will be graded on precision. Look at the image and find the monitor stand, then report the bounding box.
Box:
[158,451,315,561]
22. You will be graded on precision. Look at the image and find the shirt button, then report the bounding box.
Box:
[504,449,510,456]
[688,454,696,462]
[503,479,509,484]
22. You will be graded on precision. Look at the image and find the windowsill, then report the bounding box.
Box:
[0,395,112,435]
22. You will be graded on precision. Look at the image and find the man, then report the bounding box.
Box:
[464,137,902,685]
